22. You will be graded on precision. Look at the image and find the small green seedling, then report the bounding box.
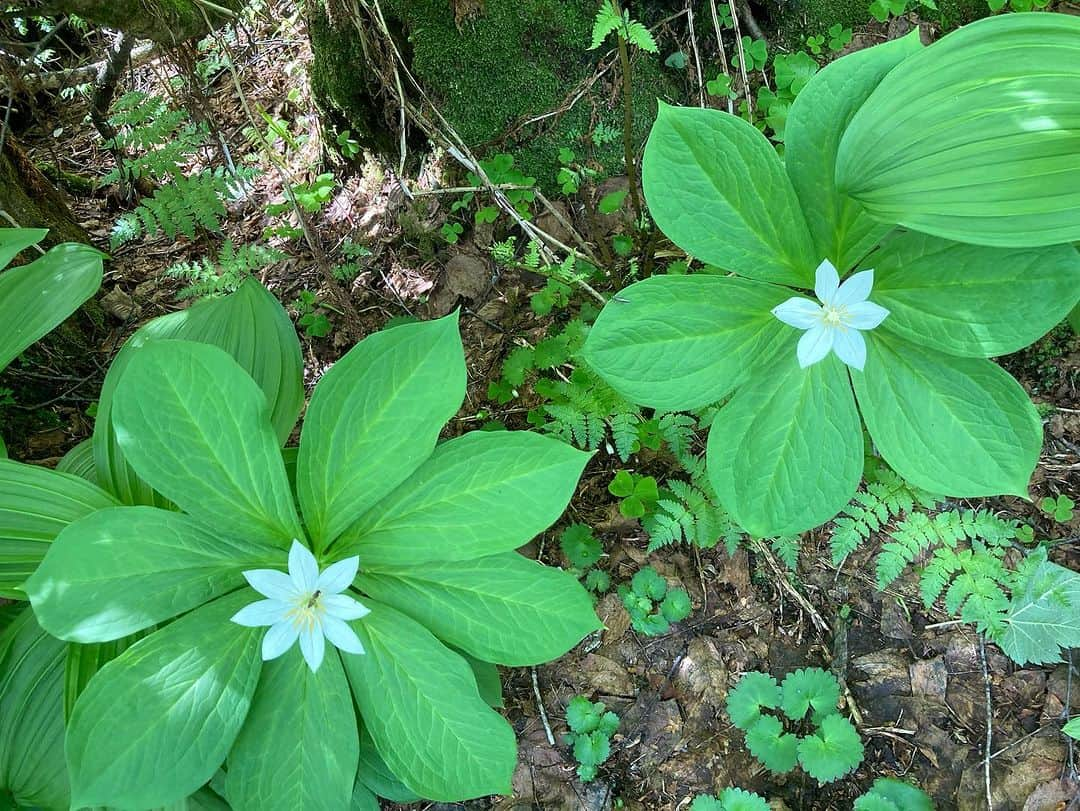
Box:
[691,788,769,811]
[564,695,619,781]
[617,566,692,635]
[828,23,853,51]
[560,524,609,592]
[854,778,934,810]
[335,129,361,160]
[1040,494,1074,522]
[293,290,332,338]
[440,221,464,244]
[608,470,658,518]
[589,0,659,53]
[706,73,736,100]
[740,37,768,71]
[805,34,826,55]
[726,668,863,783]
[599,190,629,215]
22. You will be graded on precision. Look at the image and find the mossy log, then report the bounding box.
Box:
[0,139,86,246]
[31,0,245,43]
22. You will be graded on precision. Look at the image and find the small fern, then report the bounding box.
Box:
[165,241,285,300]
[644,456,743,553]
[103,91,208,183]
[829,468,939,564]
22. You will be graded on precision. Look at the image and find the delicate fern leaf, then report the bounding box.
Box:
[624,19,659,52]
[796,714,863,783]
[744,716,798,774]
[726,671,780,730]
[657,412,697,467]
[588,0,622,49]
[608,410,640,461]
[780,668,840,722]
[643,513,682,552]
[919,548,959,609]
[771,535,800,571]
[996,559,1080,666]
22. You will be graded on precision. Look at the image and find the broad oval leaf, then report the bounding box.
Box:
[869,232,1080,357]
[357,552,600,666]
[112,340,303,547]
[0,240,104,371]
[583,274,791,410]
[341,600,516,801]
[227,648,359,811]
[836,14,1080,247]
[642,103,817,286]
[785,31,922,271]
[356,726,421,803]
[0,459,118,599]
[93,278,303,505]
[0,227,47,271]
[852,333,1041,496]
[337,430,589,568]
[66,591,262,809]
[0,608,69,809]
[298,313,466,551]
[707,353,863,536]
[26,506,277,643]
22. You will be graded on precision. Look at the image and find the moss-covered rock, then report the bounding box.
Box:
[59,0,244,42]
[307,0,683,190]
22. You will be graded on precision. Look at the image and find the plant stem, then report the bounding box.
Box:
[615,32,643,224]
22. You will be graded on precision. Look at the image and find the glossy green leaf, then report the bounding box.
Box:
[66,591,262,809]
[351,782,380,811]
[357,552,600,666]
[337,430,588,568]
[26,506,277,642]
[796,714,863,783]
[582,274,792,410]
[341,600,516,801]
[356,726,421,803]
[852,333,1041,496]
[0,608,69,809]
[642,103,816,285]
[64,636,140,723]
[837,14,1080,247]
[0,227,47,270]
[0,458,118,599]
[93,278,303,505]
[785,31,921,270]
[869,233,1080,357]
[707,353,863,536]
[858,778,934,811]
[55,438,96,481]
[112,340,303,546]
[227,649,358,811]
[0,241,104,371]
[744,715,798,773]
[298,314,465,551]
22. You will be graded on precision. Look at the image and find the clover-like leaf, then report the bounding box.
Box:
[780,667,840,722]
[726,671,781,730]
[796,713,864,783]
[744,715,798,774]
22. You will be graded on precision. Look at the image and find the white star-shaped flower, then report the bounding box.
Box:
[231,540,369,672]
[771,259,890,371]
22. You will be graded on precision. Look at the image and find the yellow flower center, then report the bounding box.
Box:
[286,590,325,633]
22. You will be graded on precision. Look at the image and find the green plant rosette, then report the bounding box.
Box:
[17,299,597,808]
[583,20,1080,536]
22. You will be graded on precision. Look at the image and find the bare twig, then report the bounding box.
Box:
[531,668,555,746]
[708,0,733,114]
[980,636,994,811]
[726,0,752,115]
[751,538,830,635]
[685,0,705,108]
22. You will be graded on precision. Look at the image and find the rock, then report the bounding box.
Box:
[880,598,913,640]
[578,652,635,697]
[445,252,490,300]
[535,200,575,247]
[910,656,948,701]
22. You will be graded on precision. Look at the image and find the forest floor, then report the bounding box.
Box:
[4,2,1080,809]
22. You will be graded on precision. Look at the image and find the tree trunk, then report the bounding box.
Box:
[0,139,86,246]
[24,0,246,43]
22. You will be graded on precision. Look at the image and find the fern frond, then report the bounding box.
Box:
[111,170,231,249]
[830,468,936,565]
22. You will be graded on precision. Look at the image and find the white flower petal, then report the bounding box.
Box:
[299,624,326,672]
[832,329,867,370]
[772,297,822,329]
[797,325,834,368]
[231,599,288,627]
[243,569,296,601]
[323,593,371,621]
[834,269,874,306]
[323,615,366,655]
[262,620,300,660]
[814,259,840,304]
[845,300,890,330]
[316,556,360,594]
[288,540,319,592]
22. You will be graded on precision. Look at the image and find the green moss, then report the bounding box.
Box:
[65,0,242,41]
[773,0,991,49]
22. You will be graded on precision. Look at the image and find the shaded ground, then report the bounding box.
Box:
[4,2,1079,809]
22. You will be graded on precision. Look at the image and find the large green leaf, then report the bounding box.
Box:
[0,458,118,599]
[852,333,1041,496]
[641,103,817,286]
[0,227,47,271]
[227,649,359,811]
[784,31,921,271]
[357,552,599,666]
[112,340,303,547]
[707,353,863,536]
[93,278,303,505]
[836,14,1080,247]
[0,608,69,809]
[0,240,104,371]
[341,600,516,801]
[26,506,277,643]
[55,438,96,481]
[869,232,1080,357]
[64,635,141,722]
[299,314,466,551]
[356,726,421,802]
[996,557,1080,666]
[336,430,588,568]
[66,591,262,809]
[582,275,791,410]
